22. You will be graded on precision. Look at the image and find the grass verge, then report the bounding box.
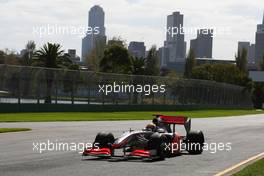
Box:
[0,128,31,133]
[233,158,264,176]
[0,110,263,122]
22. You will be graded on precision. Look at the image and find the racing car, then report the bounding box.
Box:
[83,115,205,161]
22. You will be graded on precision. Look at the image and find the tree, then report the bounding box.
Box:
[260,55,264,71]
[145,46,160,76]
[22,41,36,66]
[252,82,264,108]
[0,49,21,65]
[252,54,264,108]
[0,50,5,64]
[191,64,251,89]
[57,53,75,69]
[4,51,21,65]
[184,49,196,78]
[35,43,65,68]
[35,43,66,104]
[130,57,147,103]
[108,36,126,47]
[235,48,248,73]
[131,57,146,75]
[166,70,180,79]
[100,44,132,74]
[86,48,99,71]
[85,36,106,71]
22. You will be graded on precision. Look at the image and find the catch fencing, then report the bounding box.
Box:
[0,64,253,108]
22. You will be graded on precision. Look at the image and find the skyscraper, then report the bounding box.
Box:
[255,12,264,65]
[248,44,256,64]
[68,49,81,63]
[165,12,186,62]
[160,12,186,72]
[238,42,255,64]
[238,42,250,54]
[128,42,146,59]
[88,5,105,36]
[82,5,106,61]
[190,29,213,58]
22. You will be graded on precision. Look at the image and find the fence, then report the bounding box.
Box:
[0,64,253,111]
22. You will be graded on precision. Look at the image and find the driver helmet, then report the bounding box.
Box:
[145,123,156,132]
[153,117,162,126]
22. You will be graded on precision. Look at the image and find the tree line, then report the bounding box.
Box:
[184,48,264,108]
[85,37,160,76]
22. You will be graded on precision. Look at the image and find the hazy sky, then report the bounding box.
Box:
[0,0,263,60]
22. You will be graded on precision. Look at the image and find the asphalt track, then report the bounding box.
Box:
[0,114,264,176]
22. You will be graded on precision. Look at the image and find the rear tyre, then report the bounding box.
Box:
[186,131,204,155]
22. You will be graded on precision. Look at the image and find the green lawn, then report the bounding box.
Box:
[0,110,263,122]
[233,158,264,176]
[0,128,31,133]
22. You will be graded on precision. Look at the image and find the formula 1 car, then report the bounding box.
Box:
[83,115,205,161]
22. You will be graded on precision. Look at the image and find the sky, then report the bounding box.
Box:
[0,0,263,60]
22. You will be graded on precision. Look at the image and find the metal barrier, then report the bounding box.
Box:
[0,64,253,108]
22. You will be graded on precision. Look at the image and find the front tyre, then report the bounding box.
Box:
[148,133,166,160]
[94,132,115,148]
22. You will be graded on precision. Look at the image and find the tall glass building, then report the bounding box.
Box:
[165,12,186,63]
[159,12,186,73]
[190,29,213,59]
[82,5,106,61]
[255,13,264,65]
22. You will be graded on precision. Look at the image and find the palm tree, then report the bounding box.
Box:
[21,41,36,65]
[26,41,36,64]
[35,43,65,104]
[36,43,65,68]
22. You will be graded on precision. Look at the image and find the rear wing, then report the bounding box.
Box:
[154,115,191,133]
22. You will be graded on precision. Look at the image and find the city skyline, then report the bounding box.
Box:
[82,5,106,60]
[0,0,263,60]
